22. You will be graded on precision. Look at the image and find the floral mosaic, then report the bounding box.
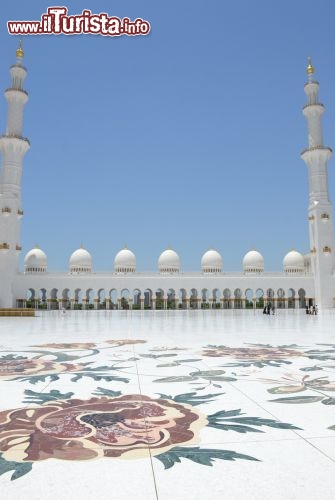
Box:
[0,394,205,462]
[32,342,98,350]
[201,344,305,367]
[0,339,334,481]
[0,356,83,381]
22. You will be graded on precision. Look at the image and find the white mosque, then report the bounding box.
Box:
[0,43,334,311]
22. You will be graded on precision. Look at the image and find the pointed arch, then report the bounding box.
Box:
[245,288,253,309]
[255,288,264,309]
[223,288,231,309]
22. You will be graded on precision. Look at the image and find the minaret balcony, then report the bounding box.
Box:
[15,245,22,253]
[323,246,331,254]
[10,63,27,72]
[1,207,12,216]
[17,209,24,218]
[321,213,330,222]
[304,80,319,88]
[301,145,332,158]
[0,243,10,252]
[4,87,28,97]
[0,134,30,145]
[308,215,314,221]
[302,103,324,111]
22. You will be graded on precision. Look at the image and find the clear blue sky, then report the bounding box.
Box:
[1,0,335,272]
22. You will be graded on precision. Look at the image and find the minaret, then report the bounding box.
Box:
[0,40,30,307]
[301,58,335,309]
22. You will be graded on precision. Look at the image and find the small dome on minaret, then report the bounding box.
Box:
[16,38,24,59]
[306,56,314,75]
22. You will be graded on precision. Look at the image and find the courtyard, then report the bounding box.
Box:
[0,309,334,499]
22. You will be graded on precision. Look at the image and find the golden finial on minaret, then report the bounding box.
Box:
[307,56,314,75]
[16,37,24,58]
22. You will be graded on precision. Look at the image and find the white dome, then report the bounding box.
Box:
[24,247,47,274]
[283,250,305,273]
[243,250,264,273]
[114,247,136,273]
[158,248,180,273]
[69,247,92,273]
[201,249,223,273]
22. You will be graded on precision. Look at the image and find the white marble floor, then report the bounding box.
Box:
[0,309,334,499]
